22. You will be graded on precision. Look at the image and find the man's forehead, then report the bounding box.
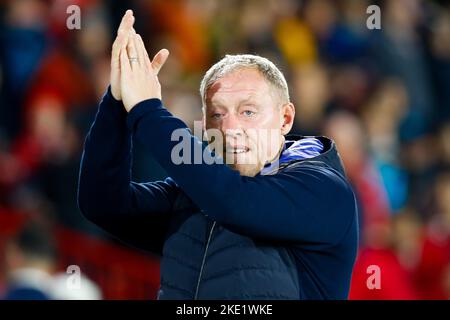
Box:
[206,68,269,102]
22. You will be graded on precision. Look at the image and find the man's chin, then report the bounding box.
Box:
[228,163,261,177]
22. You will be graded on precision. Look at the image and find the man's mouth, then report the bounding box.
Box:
[225,146,250,154]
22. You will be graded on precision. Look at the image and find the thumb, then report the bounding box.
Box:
[151,49,170,75]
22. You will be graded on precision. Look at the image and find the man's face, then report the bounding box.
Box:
[204,68,294,176]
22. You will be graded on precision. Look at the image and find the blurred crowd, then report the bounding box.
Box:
[0,0,449,299]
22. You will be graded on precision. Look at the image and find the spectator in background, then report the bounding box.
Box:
[361,79,409,212]
[349,213,420,299]
[371,0,434,141]
[428,3,450,124]
[290,63,330,136]
[0,0,50,141]
[323,111,391,240]
[0,0,115,235]
[2,222,57,300]
[1,220,103,300]
[414,171,450,299]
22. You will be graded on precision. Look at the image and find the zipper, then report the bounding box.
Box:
[194,220,216,299]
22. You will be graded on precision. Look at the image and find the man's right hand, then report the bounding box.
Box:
[110,10,135,101]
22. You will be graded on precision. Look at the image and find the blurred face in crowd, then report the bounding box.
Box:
[204,67,295,176]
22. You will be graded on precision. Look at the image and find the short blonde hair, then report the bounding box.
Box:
[199,54,290,111]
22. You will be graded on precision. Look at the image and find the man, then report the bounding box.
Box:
[2,222,102,300]
[78,10,358,299]
[2,223,57,300]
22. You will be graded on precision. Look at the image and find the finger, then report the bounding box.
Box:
[112,34,126,68]
[112,11,134,67]
[136,34,152,72]
[118,10,134,36]
[151,49,170,75]
[126,30,139,70]
[132,33,145,69]
[120,44,131,75]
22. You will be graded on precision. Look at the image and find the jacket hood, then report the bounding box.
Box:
[260,135,347,177]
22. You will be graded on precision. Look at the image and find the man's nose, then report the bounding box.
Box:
[220,113,244,136]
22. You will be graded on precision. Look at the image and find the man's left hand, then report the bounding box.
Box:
[119,30,169,112]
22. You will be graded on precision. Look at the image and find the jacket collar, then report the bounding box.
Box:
[260,135,347,177]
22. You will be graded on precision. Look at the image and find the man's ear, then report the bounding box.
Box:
[281,102,295,135]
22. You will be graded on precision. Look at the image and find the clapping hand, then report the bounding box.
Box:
[110,10,169,112]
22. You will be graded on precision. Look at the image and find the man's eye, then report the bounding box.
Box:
[242,110,256,117]
[211,113,223,119]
